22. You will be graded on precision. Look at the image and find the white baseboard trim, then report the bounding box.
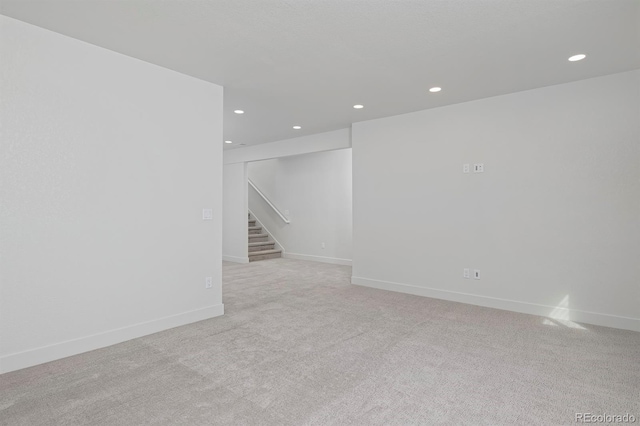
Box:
[351,276,639,333]
[0,304,225,374]
[284,252,352,266]
[223,255,249,263]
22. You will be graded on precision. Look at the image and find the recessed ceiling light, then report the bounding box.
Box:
[293,125,302,130]
[429,87,442,93]
[234,110,244,114]
[568,54,586,62]
[224,140,233,144]
[353,104,364,109]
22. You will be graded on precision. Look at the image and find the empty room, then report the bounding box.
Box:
[1,1,639,425]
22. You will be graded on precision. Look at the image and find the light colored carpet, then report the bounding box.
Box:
[1,258,639,425]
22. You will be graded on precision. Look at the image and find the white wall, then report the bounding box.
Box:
[0,16,224,373]
[352,70,640,332]
[248,149,352,265]
[223,163,248,263]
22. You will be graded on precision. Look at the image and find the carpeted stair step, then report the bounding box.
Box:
[248,249,282,262]
[248,233,269,242]
[248,226,263,234]
[248,219,256,226]
[248,241,275,252]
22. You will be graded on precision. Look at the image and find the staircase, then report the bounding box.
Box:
[248,214,282,262]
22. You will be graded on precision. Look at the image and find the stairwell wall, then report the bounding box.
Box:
[0,16,224,373]
[248,149,353,265]
[351,70,640,332]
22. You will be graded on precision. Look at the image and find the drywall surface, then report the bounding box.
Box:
[223,163,248,263]
[352,70,640,331]
[0,16,224,373]
[248,149,352,265]
[224,128,351,164]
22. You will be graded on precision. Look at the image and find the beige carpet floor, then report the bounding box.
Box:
[1,258,639,425]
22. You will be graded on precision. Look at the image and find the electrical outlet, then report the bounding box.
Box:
[463,268,470,279]
[463,164,470,173]
[202,209,213,220]
[474,270,481,280]
[205,277,213,289]
[473,163,484,173]
[321,242,325,249]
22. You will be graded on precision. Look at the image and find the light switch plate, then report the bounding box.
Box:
[474,163,484,173]
[202,208,213,220]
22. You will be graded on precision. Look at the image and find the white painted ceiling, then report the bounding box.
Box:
[2,1,639,149]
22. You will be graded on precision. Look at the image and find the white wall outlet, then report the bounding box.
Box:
[202,208,213,220]
[205,277,213,289]
[474,269,481,280]
[473,163,484,173]
[321,242,325,249]
[463,164,470,173]
[463,268,470,279]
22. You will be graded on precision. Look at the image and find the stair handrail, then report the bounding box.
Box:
[248,178,290,224]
